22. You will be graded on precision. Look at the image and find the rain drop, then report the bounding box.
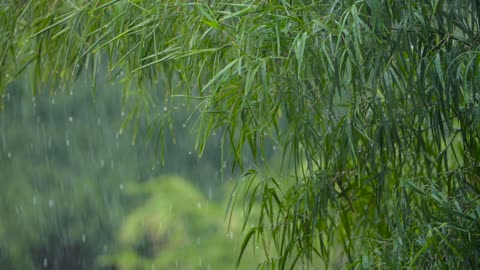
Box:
[163,106,168,112]
[48,199,54,208]
[119,184,124,190]
[43,258,48,267]
[7,152,11,159]
[197,202,202,209]
[68,116,73,123]
[100,159,105,168]
[51,99,55,105]
[66,139,70,147]
[81,234,86,243]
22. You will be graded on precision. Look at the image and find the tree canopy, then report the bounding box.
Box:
[1,0,480,269]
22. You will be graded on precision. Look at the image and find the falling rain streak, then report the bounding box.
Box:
[0,65,258,270]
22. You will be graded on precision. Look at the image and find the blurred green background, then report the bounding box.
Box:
[0,76,264,270]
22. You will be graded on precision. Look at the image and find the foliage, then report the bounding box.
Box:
[2,0,480,269]
[101,175,264,270]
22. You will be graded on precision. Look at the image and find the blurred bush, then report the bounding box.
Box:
[100,175,262,270]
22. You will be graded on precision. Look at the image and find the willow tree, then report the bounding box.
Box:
[1,0,480,269]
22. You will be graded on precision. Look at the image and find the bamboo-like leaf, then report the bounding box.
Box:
[201,58,241,93]
[294,32,308,79]
[236,227,257,268]
[90,0,122,13]
[29,11,77,39]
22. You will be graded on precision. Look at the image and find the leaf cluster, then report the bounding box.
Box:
[1,0,480,269]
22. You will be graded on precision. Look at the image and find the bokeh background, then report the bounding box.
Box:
[0,75,267,270]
